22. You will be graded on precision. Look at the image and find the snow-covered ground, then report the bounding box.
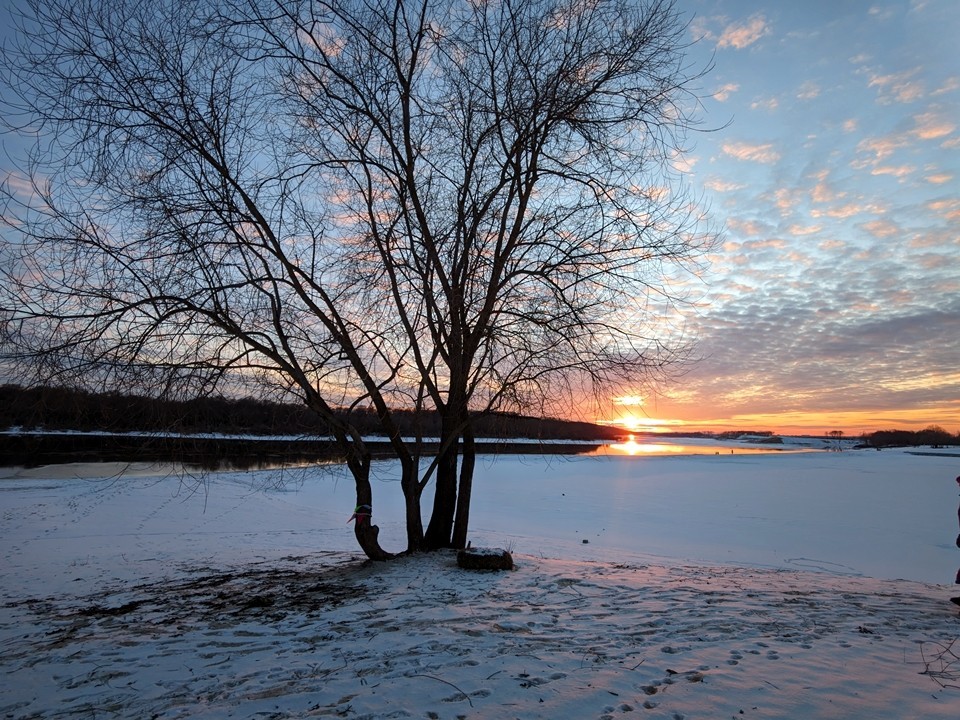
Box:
[2,447,959,718]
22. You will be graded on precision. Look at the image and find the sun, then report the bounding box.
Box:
[614,414,649,432]
[599,395,685,434]
[611,395,648,432]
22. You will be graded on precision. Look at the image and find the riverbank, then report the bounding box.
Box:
[0,430,603,469]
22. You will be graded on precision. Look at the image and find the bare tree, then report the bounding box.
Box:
[2,0,715,557]
[1,0,413,559]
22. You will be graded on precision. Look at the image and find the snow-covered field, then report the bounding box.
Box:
[2,445,959,718]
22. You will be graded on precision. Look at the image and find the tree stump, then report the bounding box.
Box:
[456,547,514,571]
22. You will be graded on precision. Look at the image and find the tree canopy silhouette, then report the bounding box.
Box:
[2,0,716,559]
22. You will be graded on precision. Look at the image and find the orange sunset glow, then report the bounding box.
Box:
[601,396,960,437]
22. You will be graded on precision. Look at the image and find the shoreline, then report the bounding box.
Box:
[0,432,604,469]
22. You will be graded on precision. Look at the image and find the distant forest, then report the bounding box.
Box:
[0,384,623,442]
[856,426,959,449]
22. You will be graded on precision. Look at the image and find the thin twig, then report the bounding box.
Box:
[409,674,474,707]
[919,638,960,689]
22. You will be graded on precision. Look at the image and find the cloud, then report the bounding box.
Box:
[713,83,740,101]
[842,119,859,133]
[914,252,955,271]
[771,187,803,214]
[750,97,779,112]
[928,198,960,221]
[932,77,960,96]
[796,81,820,100]
[909,227,959,250]
[867,5,896,21]
[1,172,38,201]
[810,174,842,203]
[867,68,925,104]
[671,153,698,173]
[726,218,772,238]
[818,239,847,253]
[717,14,771,50]
[871,164,915,179]
[861,219,901,238]
[704,179,747,193]
[722,141,781,164]
[787,223,822,236]
[854,135,907,166]
[683,283,960,421]
[924,172,953,184]
[911,112,956,140]
[811,203,878,220]
[747,238,787,251]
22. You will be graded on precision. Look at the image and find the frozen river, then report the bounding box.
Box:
[2,445,958,593]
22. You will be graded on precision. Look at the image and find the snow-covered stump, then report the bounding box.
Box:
[456,546,514,571]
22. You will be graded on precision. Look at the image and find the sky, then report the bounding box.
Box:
[610,0,960,436]
[0,1,957,438]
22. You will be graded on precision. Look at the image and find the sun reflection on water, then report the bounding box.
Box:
[593,435,819,457]
[610,437,687,455]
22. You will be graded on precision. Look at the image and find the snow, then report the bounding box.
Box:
[2,447,959,718]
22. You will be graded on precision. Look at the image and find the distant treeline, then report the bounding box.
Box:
[631,427,958,448]
[668,427,959,448]
[857,427,959,448]
[0,384,623,442]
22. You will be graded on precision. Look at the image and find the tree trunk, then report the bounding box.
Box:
[424,408,460,549]
[451,415,475,549]
[400,456,425,552]
[311,394,394,561]
[348,456,394,561]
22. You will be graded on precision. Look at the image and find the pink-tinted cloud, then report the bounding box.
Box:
[713,83,740,101]
[725,218,769,238]
[928,198,960,221]
[861,219,901,238]
[704,178,747,193]
[871,164,916,179]
[770,187,803,214]
[931,77,960,96]
[750,97,779,112]
[810,172,843,203]
[812,203,878,220]
[722,141,780,163]
[867,68,925,104]
[717,14,771,50]
[787,223,822,236]
[911,112,955,140]
[853,135,907,167]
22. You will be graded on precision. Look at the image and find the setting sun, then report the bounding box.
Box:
[603,396,679,433]
[598,412,683,434]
